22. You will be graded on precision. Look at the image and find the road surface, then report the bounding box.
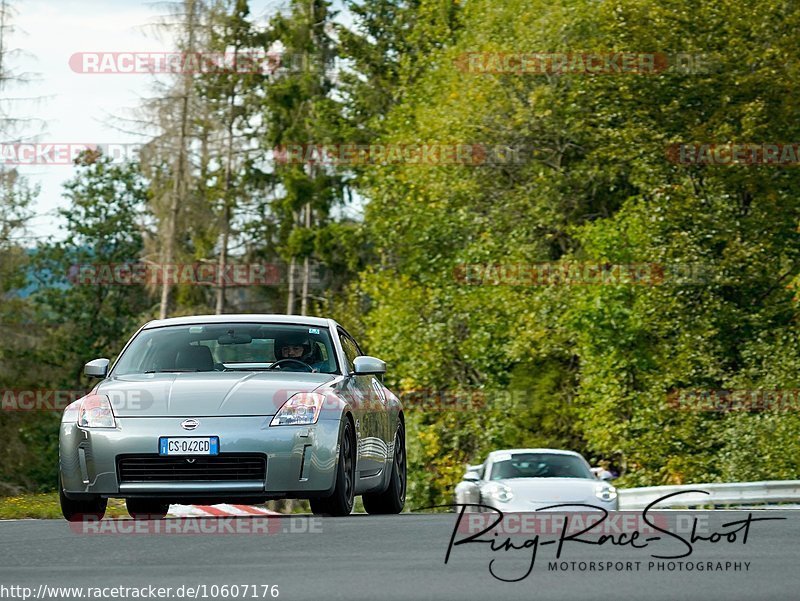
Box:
[1,511,798,600]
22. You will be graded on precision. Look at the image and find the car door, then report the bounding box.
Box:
[338,329,389,479]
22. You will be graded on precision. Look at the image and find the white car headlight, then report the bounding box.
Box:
[270,392,326,426]
[595,483,617,502]
[62,399,82,423]
[77,394,116,428]
[485,483,514,503]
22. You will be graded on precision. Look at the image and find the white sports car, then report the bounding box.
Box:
[454,448,618,512]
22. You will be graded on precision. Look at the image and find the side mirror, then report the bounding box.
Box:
[84,358,110,378]
[463,471,481,482]
[353,355,386,376]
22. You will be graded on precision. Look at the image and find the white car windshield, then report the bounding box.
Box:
[112,323,338,375]
[490,453,593,480]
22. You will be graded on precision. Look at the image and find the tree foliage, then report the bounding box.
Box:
[3,0,800,506]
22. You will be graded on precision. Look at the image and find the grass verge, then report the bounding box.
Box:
[0,493,128,519]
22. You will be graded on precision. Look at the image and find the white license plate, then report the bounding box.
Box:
[158,437,219,456]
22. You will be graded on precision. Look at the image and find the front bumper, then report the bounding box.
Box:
[482,498,620,512]
[59,416,341,499]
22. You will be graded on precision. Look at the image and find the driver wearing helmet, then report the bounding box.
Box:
[273,331,327,372]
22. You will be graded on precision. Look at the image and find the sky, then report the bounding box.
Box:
[4,0,314,241]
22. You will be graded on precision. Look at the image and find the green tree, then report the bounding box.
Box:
[195,0,267,313]
[256,0,346,315]
[139,0,204,318]
[350,0,800,505]
[0,152,150,492]
[32,152,151,385]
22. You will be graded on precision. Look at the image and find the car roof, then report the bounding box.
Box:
[487,448,585,459]
[142,314,335,330]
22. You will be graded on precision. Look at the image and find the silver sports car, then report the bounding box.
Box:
[59,314,406,520]
[454,448,618,512]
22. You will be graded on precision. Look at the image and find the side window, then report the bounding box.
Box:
[339,331,360,373]
[312,341,333,371]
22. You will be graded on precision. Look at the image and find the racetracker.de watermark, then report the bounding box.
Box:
[1,390,85,412]
[457,511,670,535]
[0,584,281,600]
[1,390,152,412]
[272,143,526,166]
[3,386,498,415]
[454,509,768,539]
[667,143,800,165]
[69,516,321,535]
[0,143,141,165]
[667,389,800,412]
[67,262,324,287]
[454,262,662,285]
[260,388,490,413]
[69,51,338,75]
[453,262,718,286]
[455,52,712,75]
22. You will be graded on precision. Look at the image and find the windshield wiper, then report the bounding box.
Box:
[143,369,200,373]
[224,367,321,373]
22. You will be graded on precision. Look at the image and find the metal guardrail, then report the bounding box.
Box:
[619,480,800,509]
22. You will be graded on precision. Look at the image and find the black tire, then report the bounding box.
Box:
[363,422,406,515]
[59,474,107,522]
[310,420,356,517]
[126,498,170,520]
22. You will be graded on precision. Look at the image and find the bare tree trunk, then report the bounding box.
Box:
[0,0,6,82]
[286,255,296,314]
[215,97,236,314]
[159,187,178,319]
[300,202,311,315]
[300,257,310,315]
[159,0,198,320]
[215,203,230,314]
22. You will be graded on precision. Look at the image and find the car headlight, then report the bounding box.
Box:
[595,483,617,502]
[485,483,514,503]
[77,394,116,428]
[270,392,326,426]
[62,399,82,423]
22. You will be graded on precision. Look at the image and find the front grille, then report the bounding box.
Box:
[117,454,266,483]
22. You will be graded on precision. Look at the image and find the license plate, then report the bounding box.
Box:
[159,437,219,456]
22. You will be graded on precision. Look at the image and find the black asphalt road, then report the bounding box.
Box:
[1,511,799,601]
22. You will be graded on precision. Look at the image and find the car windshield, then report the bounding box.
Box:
[489,453,593,480]
[112,323,338,375]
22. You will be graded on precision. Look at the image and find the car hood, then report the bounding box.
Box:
[95,372,338,417]
[487,478,600,503]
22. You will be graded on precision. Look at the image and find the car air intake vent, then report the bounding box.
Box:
[117,454,266,483]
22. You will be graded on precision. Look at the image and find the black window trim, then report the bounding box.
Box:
[111,322,341,376]
[336,326,363,375]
